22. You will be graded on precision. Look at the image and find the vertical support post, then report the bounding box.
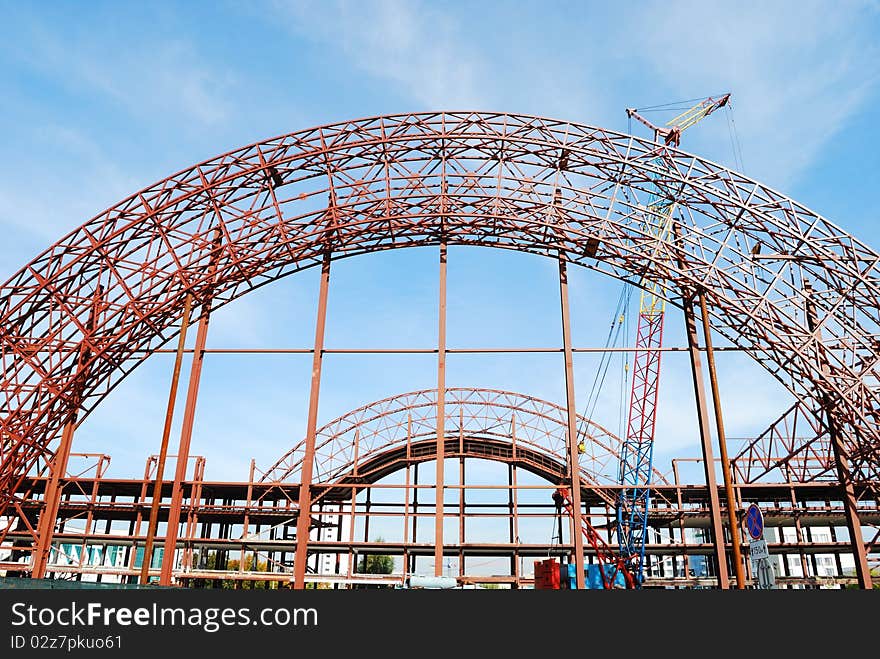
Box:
[411,462,420,575]
[805,526,819,580]
[683,293,729,589]
[347,486,356,580]
[803,282,872,589]
[459,457,465,577]
[127,460,152,580]
[403,415,412,581]
[79,458,104,575]
[412,462,419,545]
[673,460,688,585]
[829,523,845,583]
[159,297,212,585]
[511,415,520,586]
[435,238,447,576]
[364,487,372,551]
[457,407,464,576]
[243,460,255,541]
[791,486,810,580]
[333,503,343,583]
[733,470,754,583]
[508,463,516,578]
[31,419,76,578]
[183,458,205,573]
[293,250,332,590]
[698,292,745,589]
[352,429,360,477]
[558,256,586,589]
[140,294,192,584]
[346,431,361,580]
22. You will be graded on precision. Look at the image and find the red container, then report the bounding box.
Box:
[534,559,561,590]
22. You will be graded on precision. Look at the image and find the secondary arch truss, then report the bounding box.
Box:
[258,387,669,500]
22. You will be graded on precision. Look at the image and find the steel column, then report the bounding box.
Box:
[683,294,729,589]
[459,457,465,577]
[159,298,212,585]
[127,465,151,580]
[698,292,745,589]
[791,486,810,580]
[510,414,519,582]
[293,250,332,590]
[140,294,192,584]
[403,414,412,581]
[346,486,356,579]
[672,461,687,585]
[508,463,516,579]
[558,256,586,589]
[411,462,419,575]
[31,418,76,578]
[458,407,465,577]
[435,238,447,576]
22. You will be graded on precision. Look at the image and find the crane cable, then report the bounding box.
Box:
[633,93,731,113]
[725,102,746,173]
[618,291,631,441]
[577,284,633,444]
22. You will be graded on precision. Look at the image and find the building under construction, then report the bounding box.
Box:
[0,109,878,589]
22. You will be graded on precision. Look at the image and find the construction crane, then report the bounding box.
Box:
[615,94,730,586]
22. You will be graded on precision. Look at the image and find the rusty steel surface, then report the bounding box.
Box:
[159,294,212,585]
[699,292,745,588]
[1,110,880,587]
[2,111,879,517]
[139,293,192,584]
[683,292,729,587]
[292,251,331,590]
[558,257,586,588]
[435,238,447,577]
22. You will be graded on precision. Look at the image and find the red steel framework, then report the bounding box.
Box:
[1,111,879,588]
[1,406,876,587]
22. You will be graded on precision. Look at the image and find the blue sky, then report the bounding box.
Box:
[1,0,879,494]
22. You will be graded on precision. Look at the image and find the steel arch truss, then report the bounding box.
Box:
[257,388,669,502]
[2,111,880,520]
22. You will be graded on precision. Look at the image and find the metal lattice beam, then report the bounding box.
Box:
[2,111,880,524]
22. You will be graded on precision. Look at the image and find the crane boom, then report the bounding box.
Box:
[554,488,635,589]
[616,94,731,586]
[626,93,729,147]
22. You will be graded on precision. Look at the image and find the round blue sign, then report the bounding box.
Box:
[745,503,763,540]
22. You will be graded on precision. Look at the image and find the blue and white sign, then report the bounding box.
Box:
[746,503,775,589]
[745,503,764,540]
[749,538,769,561]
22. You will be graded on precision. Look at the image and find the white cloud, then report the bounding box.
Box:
[270,0,879,191]
[273,0,489,108]
[0,125,140,281]
[17,26,234,125]
[0,21,238,275]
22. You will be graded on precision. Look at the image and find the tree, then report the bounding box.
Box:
[356,537,394,575]
[196,551,271,589]
[844,567,880,590]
